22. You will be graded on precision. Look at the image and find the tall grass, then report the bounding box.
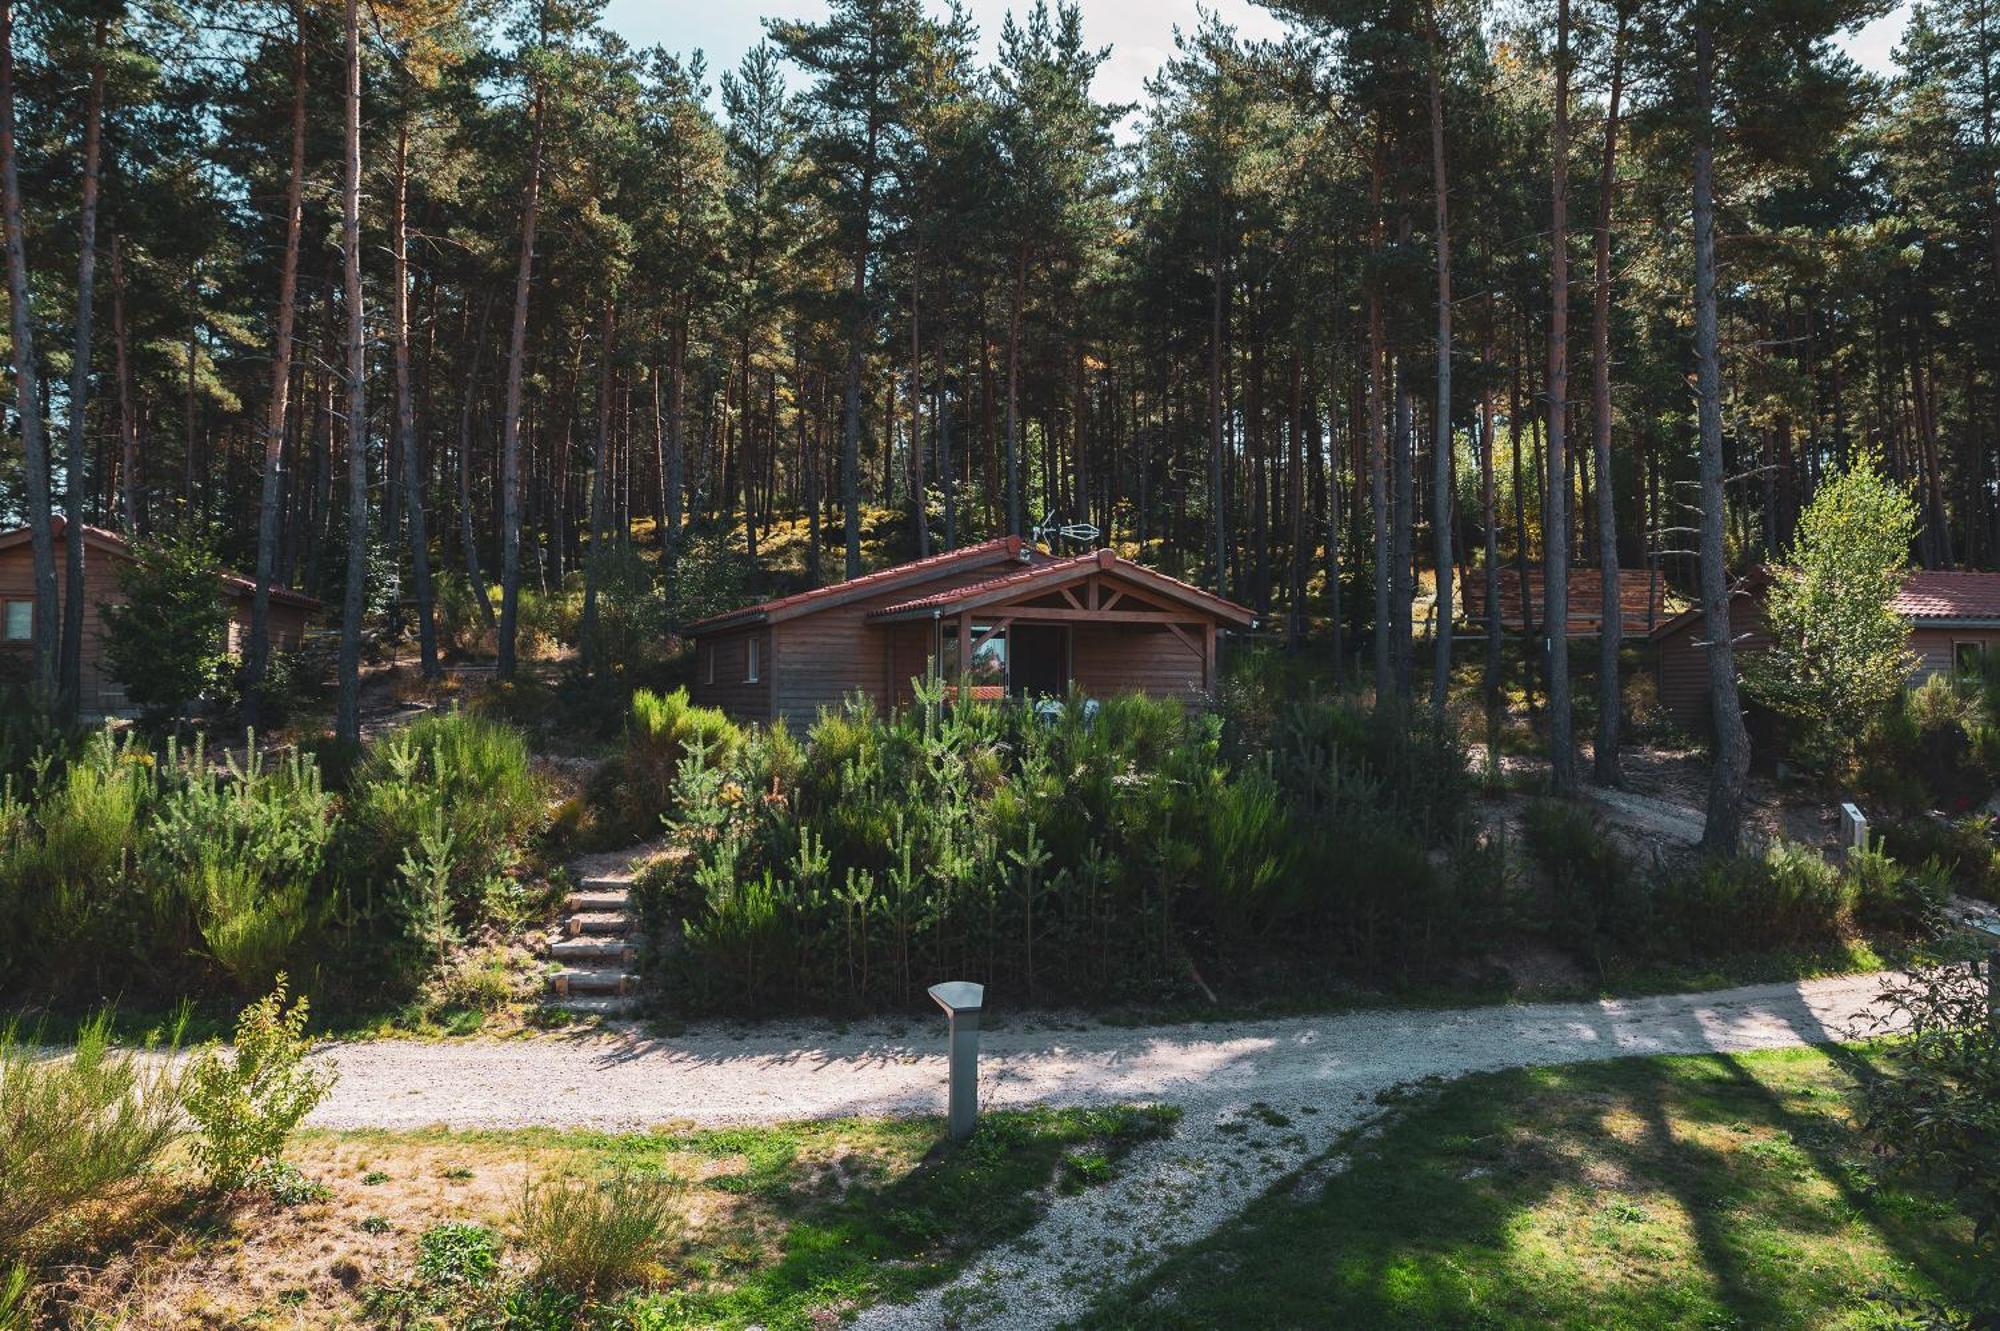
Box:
[511,1169,684,1295]
[0,1013,183,1265]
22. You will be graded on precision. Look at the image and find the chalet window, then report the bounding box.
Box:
[703,644,714,685]
[1955,641,1988,678]
[744,637,760,684]
[2,600,28,643]
[942,623,1007,696]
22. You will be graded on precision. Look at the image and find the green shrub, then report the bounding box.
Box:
[416,1220,502,1286]
[346,710,544,929]
[1522,796,1640,971]
[99,525,234,723]
[587,688,742,843]
[1661,840,1856,953]
[1847,840,1949,933]
[0,1012,183,1264]
[511,1169,684,1295]
[1862,963,2000,1313]
[144,743,334,992]
[181,977,337,1193]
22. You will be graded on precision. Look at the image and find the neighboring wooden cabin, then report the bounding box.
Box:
[1651,568,2000,730]
[1458,565,1668,638]
[0,519,319,714]
[686,537,1257,726]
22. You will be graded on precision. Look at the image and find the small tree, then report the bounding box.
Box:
[1744,454,1918,771]
[181,976,337,1193]
[99,527,232,722]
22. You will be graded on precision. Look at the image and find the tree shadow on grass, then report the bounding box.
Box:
[1076,1047,1975,1331]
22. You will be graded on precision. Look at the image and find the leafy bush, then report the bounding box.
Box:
[511,1169,684,1295]
[181,978,337,1193]
[416,1220,502,1286]
[1862,962,2000,1316]
[580,540,668,675]
[0,1013,183,1264]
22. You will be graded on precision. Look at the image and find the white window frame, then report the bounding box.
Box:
[744,636,760,684]
[2,600,30,644]
[703,643,715,685]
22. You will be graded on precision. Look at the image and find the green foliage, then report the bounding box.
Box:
[99,526,235,722]
[1660,840,1858,953]
[1863,963,2000,1315]
[511,1169,685,1295]
[1743,454,1919,771]
[145,741,334,991]
[0,1012,183,1264]
[416,1220,503,1287]
[1521,797,1640,972]
[181,977,337,1193]
[588,687,744,843]
[346,710,545,933]
[641,680,1492,1013]
[581,540,669,675]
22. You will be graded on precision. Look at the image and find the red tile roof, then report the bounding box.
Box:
[0,519,320,610]
[1891,570,2000,622]
[685,536,1038,632]
[872,547,1257,626]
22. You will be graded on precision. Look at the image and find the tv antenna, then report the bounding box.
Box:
[1032,510,1101,549]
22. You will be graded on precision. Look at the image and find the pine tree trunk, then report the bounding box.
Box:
[909,244,927,557]
[1367,132,1391,695]
[60,24,107,715]
[497,75,546,678]
[580,298,614,676]
[1428,33,1454,717]
[393,117,438,678]
[334,0,369,746]
[1544,0,1577,792]
[1007,247,1027,542]
[458,295,497,633]
[1591,23,1627,787]
[111,236,139,533]
[1693,22,1750,856]
[2,0,57,701]
[248,12,306,719]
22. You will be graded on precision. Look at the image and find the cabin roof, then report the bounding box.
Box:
[0,519,321,611]
[1649,565,2000,642]
[868,547,1258,627]
[685,536,1051,634]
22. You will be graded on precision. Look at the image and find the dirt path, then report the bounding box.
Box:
[308,972,1898,1329]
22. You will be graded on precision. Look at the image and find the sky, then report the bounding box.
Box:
[601,0,1915,127]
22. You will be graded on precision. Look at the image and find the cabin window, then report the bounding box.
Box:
[2,600,29,643]
[744,637,760,684]
[1955,641,1988,678]
[702,644,715,685]
[941,623,1008,697]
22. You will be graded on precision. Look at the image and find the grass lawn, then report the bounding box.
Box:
[58,1105,1175,1330]
[1082,1045,1981,1331]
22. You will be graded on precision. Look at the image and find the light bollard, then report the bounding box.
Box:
[1974,919,2000,1033]
[927,981,985,1143]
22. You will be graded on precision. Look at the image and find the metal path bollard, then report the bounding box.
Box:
[1839,802,1869,855]
[928,981,985,1143]
[1973,919,2000,1033]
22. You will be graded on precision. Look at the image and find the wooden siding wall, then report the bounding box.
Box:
[765,564,1027,727]
[1656,609,2000,731]
[690,627,774,722]
[1461,566,1667,637]
[1072,623,1207,701]
[0,544,308,714]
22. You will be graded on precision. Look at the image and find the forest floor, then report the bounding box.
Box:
[298,971,1902,1329]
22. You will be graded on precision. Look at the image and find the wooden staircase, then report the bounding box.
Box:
[543,873,643,1016]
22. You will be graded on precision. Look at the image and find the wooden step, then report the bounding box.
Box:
[548,967,639,997]
[544,993,639,1017]
[565,890,631,913]
[578,873,638,891]
[565,911,637,937]
[550,937,637,964]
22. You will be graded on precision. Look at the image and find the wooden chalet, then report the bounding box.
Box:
[1458,565,1669,638]
[685,537,1257,726]
[0,519,319,715]
[1651,567,2000,730]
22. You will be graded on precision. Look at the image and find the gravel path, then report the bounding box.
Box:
[309,972,1896,1329]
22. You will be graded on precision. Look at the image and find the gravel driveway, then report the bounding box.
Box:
[309,972,1896,1329]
